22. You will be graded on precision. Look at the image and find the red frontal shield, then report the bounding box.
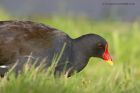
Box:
[102,43,113,66]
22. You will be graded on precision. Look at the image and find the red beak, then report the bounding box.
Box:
[102,43,113,66]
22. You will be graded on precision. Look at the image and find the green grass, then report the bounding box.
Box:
[0,11,140,93]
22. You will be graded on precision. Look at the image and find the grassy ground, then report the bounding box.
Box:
[0,12,140,93]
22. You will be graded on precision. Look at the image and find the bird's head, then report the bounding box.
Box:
[89,34,113,65]
[78,34,113,65]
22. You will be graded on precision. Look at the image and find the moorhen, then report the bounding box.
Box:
[0,21,113,77]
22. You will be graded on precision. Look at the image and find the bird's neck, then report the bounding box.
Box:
[71,37,92,72]
[73,36,93,57]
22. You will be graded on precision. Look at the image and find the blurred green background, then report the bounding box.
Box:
[0,1,140,93]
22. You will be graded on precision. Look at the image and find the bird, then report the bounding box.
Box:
[0,20,112,77]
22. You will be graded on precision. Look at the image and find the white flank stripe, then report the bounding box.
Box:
[0,65,9,68]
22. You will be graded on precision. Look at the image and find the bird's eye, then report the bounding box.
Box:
[98,43,103,49]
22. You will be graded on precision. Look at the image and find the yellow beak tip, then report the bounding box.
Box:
[106,60,113,66]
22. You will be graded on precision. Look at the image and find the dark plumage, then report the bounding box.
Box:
[0,21,112,77]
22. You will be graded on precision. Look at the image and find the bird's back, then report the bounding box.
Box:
[0,21,71,66]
